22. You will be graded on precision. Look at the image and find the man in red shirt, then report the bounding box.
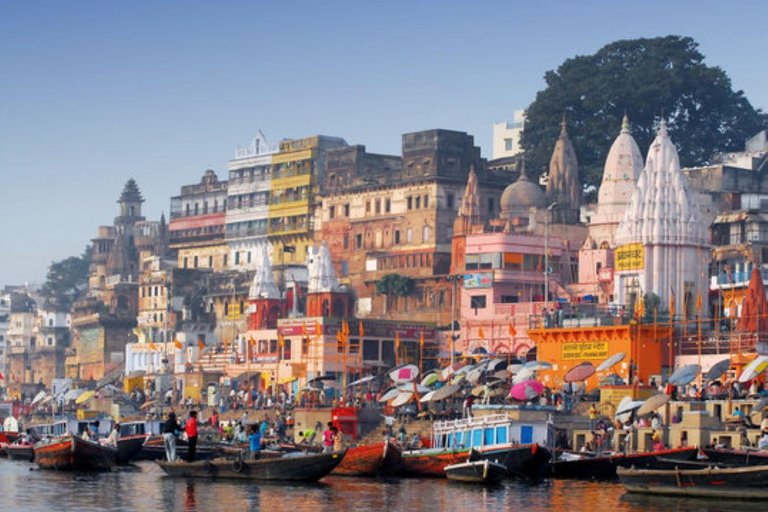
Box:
[185,411,199,462]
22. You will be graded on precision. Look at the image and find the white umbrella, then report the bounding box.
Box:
[596,352,626,372]
[389,364,419,383]
[348,375,377,387]
[419,390,436,403]
[739,355,768,383]
[398,383,430,394]
[669,364,700,385]
[391,392,413,407]
[430,383,461,401]
[378,387,400,403]
[512,368,534,385]
[31,391,47,406]
[525,361,552,371]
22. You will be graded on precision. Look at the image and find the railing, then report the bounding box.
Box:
[714,269,768,287]
[225,226,268,239]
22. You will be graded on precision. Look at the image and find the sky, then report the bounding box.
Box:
[1,1,767,286]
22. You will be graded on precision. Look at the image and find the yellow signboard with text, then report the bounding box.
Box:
[615,243,644,271]
[562,341,609,361]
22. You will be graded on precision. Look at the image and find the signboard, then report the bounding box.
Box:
[464,272,493,289]
[615,244,644,271]
[562,341,609,361]
[598,267,614,283]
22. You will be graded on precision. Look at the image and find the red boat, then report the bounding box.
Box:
[399,447,469,477]
[34,435,117,471]
[4,437,35,462]
[332,440,402,477]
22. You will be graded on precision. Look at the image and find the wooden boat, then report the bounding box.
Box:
[552,446,700,480]
[5,438,35,462]
[156,450,346,481]
[332,440,402,477]
[445,459,507,484]
[137,435,218,461]
[701,447,768,467]
[116,434,148,464]
[34,435,117,471]
[618,464,768,499]
[400,413,551,480]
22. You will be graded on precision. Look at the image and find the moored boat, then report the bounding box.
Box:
[701,447,768,467]
[116,434,148,464]
[400,413,551,480]
[552,446,700,480]
[617,464,768,499]
[34,435,117,471]
[137,434,218,461]
[445,459,507,484]
[5,438,35,462]
[156,450,346,481]
[332,439,402,477]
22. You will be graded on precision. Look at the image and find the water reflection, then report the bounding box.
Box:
[0,460,766,512]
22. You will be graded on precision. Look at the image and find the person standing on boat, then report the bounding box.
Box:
[185,411,199,462]
[248,423,261,459]
[322,422,335,453]
[163,412,182,462]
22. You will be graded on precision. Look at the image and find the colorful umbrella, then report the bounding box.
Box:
[75,390,96,404]
[398,383,431,394]
[739,355,768,383]
[509,380,544,401]
[420,373,440,387]
[636,393,670,416]
[430,383,461,401]
[596,352,626,372]
[441,363,465,382]
[564,362,596,383]
[389,365,419,383]
[525,361,552,371]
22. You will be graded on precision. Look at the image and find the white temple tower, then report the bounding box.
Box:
[613,120,710,316]
[589,115,644,247]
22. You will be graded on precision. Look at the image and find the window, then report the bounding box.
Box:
[394,230,400,244]
[496,426,508,444]
[183,257,188,268]
[375,199,381,214]
[415,196,421,209]
[343,235,349,249]
[193,256,198,268]
[239,301,245,315]
[465,254,479,270]
[407,196,413,210]
[501,295,518,304]
[224,302,229,316]
[365,201,371,214]
[363,339,380,361]
[488,197,495,216]
[235,252,240,265]
[423,195,429,208]
[406,229,413,243]
[342,261,349,276]
[344,204,350,216]
[329,206,335,219]
[470,295,487,309]
[446,193,455,209]
[423,226,430,242]
[385,199,391,213]
[356,234,363,249]
[209,256,213,267]
[504,138,513,151]
[223,254,228,266]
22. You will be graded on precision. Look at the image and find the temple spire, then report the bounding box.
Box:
[547,116,581,222]
[249,246,280,300]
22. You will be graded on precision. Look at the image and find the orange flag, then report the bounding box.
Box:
[696,291,702,312]
[149,341,158,351]
[359,320,365,337]
[249,336,256,347]
[478,327,486,339]
[301,322,307,336]
[669,287,676,317]
[508,323,517,337]
[174,338,183,350]
[198,339,205,352]
[315,320,323,336]
[420,331,425,349]
[395,332,401,353]
[342,319,350,336]
[278,332,285,348]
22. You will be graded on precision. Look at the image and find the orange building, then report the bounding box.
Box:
[527,322,670,390]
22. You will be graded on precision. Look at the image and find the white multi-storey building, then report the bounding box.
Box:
[492,110,525,159]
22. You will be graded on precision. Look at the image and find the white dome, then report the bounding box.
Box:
[598,116,643,206]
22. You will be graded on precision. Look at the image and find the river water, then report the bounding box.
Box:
[0,459,764,512]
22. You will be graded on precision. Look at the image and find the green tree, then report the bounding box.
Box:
[375,274,415,314]
[41,245,92,307]
[522,36,767,191]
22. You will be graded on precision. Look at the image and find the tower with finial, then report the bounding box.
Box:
[248,246,282,330]
[305,242,351,318]
[546,114,581,223]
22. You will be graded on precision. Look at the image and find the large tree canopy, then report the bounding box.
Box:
[522,36,767,192]
[41,245,92,307]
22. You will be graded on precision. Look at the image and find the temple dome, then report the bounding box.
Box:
[598,115,643,206]
[500,168,547,218]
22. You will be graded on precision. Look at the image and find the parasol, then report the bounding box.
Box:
[739,355,768,383]
[390,365,419,383]
[636,393,670,416]
[466,366,486,384]
[509,380,544,401]
[140,400,157,410]
[63,389,82,401]
[704,359,731,382]
[512,368,534,385]
[507,364,524,375]
[615,396,644,420]
[419,390,436,403]
[441,363,465,382]
[564,362,596,383]
[421,373,440,387]
[378,387,400,403]
[391,392,413,407]
[430,383,461,402]
[347,375,376,387]
[596,352,626,372]
[75,390,96,404]
[31,391,47,406]
[486,359,507,372]
[668,364,700,386]
[398,383,430,394]
[524,361,552,371]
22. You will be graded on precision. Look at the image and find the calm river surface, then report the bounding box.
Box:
[1,459,765,512]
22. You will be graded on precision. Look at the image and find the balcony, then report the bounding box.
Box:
[226,225,269,240]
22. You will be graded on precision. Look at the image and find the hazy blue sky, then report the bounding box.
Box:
[1,1,767,286]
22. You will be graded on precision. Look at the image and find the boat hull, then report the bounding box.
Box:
[34,436,117,471]
[399,448,469,477]
[445,460,507,484]
[5,444,35,462]
[116,434,148,464]
[332,440,402,477]
[156,450,345,481]
[471,444,550,481]
[553,447,700,480]
[618,464,768,499]
[136,435,217,461]
[701,447,768,467]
